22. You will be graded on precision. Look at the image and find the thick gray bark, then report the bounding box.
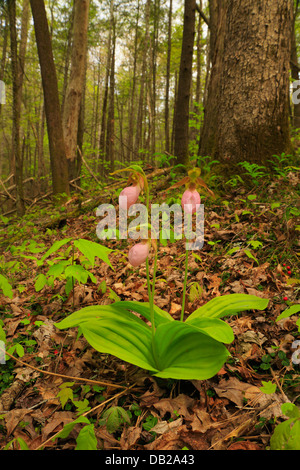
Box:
[199,0,293,168]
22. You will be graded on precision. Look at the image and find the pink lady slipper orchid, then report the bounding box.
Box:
[117,168,146,210]
[181,188,201,214]
[128,241,150,267]
[119,185,141,210]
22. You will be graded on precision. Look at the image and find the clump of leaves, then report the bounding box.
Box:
[99,406,131,433]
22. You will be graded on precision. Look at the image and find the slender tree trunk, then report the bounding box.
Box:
[199,0,293,169]
[30,0,70,198]
[106,1,116,173]
[8,0,30,215]
[127,0,140,161]
[165,0,172,154]
[76,48,87,183]
[99,29,112,172]
[149,0,160,161]
[194,2,202,109]
[62,0,90,181]
[173,0,196,166]
[134,0,151,159]
[0,13,8,119]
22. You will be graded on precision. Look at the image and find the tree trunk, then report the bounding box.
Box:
[134,0,151,159]
[0,11,8,119]
[61,5,75,116]
[127,0,140,161]
[62,0,89,181]
[194,2,202,109]
[30,0,70,198]
[105,0,116,173]
[164,0,172,154]
[199,0,293,169]
[99,29,112,172]
[291,2,300,129]
[8,0,30,215]
[173,0,196,167]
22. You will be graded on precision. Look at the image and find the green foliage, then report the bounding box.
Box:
[55,415,97,450]
[56,382,91,415]
[260,381,277,394]
[55,294,269,381]
[0,274,13,299]
[33,238,112,296]
[270,403,300,450]
[276,304,300,331]
[99,406,131,434]
[237,161,267,185]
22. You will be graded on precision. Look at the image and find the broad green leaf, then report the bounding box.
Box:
[281,403,300,419]
[15,343,24,357]
[187,294,269,321]
[185,317,234,344]
[113,300,173,326]
[64,265,90,284]
[0,274,13,299]
[276,304,300,322]
[100,406,131,433]
[34,273,48,292]
[152,321,230,380]
[55,304,147,330]
[55,416,90,440]
[79,319,156,372]
[75,424,97,450]
[57,308,231,380]
[74,239,113,269]
[270,418,300,450]
[41,238,72,262]
[47,262,65,278]
[57,387,74,408]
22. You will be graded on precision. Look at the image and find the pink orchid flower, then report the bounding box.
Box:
[128,242,149,267]
[119,185,141,210]
[181,188,201,214]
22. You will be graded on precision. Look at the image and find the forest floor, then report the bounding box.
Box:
[0,164,299,451]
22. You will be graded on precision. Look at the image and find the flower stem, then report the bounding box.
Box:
[150,249,158,340]
[180,248,189,322]
[146,258,152,305]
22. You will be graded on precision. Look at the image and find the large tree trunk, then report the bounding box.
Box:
[63,0,89,181]
[291,2,300,129]
[173,0,196,166]
[199,0,293,169]
[30,0,70,198]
